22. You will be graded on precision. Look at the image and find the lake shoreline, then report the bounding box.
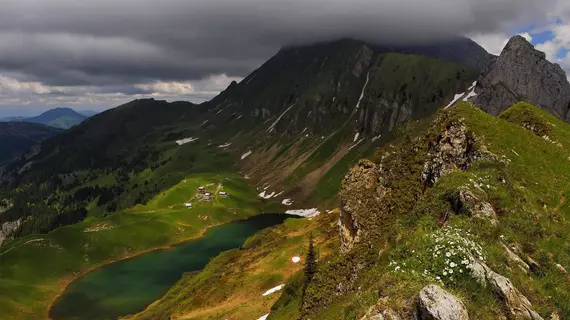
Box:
[47,212,293,320]
[46,215,243,320]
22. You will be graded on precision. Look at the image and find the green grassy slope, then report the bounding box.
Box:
[0,122,62,166]
[0,40,478,241]
[271,102,570,319]
[127,209,339,320]
[0,172,279,320]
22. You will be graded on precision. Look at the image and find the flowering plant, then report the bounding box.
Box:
[388,227,486,286]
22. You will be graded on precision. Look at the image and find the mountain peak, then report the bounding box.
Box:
[473,35,570,121]
[26,107,87,129]
[502,35,547,62]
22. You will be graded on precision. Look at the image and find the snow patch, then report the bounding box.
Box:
[175,137,198,145]
[274,191,284,197]
[282,198,293,206]
[348,139,364,151]
[320,56,328,69]
[463,88,477,101]
[285,208,320,218]
[445,81,478,109]
[241,151,252,160]
[292,256,301,263]
[218,143,231,148]
[268,103,296,132]
[262,284,284,296]
[372,134,382,142]
[353,132,360,142]
[257,314,269,320]
[259,191,276,199]
[355,69,371,111]
[445,93,465,109]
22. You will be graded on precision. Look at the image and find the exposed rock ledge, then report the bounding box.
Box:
[340,115,496,252]
[0,219,21,246]
[470,260,543,320]
[339,159,378,252]
[448,187,498,226]
[421,118,495,187]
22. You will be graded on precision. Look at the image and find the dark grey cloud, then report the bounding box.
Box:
[0,0,559,112]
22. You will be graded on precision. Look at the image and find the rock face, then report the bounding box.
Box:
[339,159,379,252]
[448,187,499,225]
[0,219,21,246]
[415,284,469,320]
[469,260,543,320]
[340,114,495,252]
[421,118,495,187]
[473,35,570,121]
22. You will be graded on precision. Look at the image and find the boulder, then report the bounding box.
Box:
[416,284,469,320]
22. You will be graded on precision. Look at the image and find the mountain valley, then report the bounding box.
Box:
[0,34,569,320]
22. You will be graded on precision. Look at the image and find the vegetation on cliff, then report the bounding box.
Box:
[271,102,570,319]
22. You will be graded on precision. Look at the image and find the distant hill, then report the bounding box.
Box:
[0,122,62,166]
[26,108,87,129]
[0,116,26,122]
[78,110,100,117]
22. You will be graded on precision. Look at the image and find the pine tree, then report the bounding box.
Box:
[301,232,318,309]
[305,232,317,283]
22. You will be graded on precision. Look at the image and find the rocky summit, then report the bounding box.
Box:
[473,35,570,121]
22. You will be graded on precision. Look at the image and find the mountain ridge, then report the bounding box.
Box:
[3,35,570,320]
[0,122,62,168]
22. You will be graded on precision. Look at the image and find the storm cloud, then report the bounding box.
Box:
[0,0,560,112]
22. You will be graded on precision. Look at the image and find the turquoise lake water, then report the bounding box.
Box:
[49,214,290,320]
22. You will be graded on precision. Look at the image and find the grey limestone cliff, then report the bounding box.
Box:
[473,35,570,121]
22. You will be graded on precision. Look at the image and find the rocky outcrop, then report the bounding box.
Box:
[421,118,495,187]
[415,284,469,320]
[339,159,379,252]
[0,219,21,246]
[340,114,496,252]
[502,243,531,274]
[469,260,543,320]
[448,187,498,225]
[360,307,401,320]
[473,35,570,121]
[0,199,13,214]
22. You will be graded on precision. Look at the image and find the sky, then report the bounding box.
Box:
[0,0,569,117]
